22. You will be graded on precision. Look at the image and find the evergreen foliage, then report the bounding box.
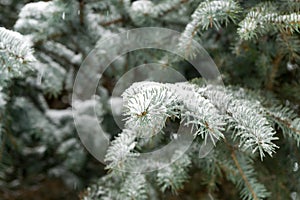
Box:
[0,0,300,199]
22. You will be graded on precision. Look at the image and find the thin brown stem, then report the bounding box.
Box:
[79,0,84,26]
[230,151,259,200]
[157,0,189,17]
[267,111,300,135]
[223,139,258,200]
[101,18,124,26]
[266,53,284,91]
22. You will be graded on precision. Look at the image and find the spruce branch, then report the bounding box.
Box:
[104,129,139,170]
[230,151,270,200]
[237,7,268,40]
[82,172,148,200]
[128,0,190,25]
[179,0,240,57]
[123,82,179,137]
[276,34,300,62]
[81,173,121,200]
[265,13,300,34]
[218,139,270,200]
[123,82,225,143]
[191,0,240,30]
[278,0,300,12]
[41,41,82,66]
[86,2,124,27]
[0,27,36,81]
[173,83,225,144]
[265,104,300,146]
[238,3,300,40]
[14,0,78,42]
[153,0,190,17]
[119,174,148,200]
[266,32,299,90]
[231,152,258,200]
[109,82,279,166]
[36,53,66,97]
[156,150,191,193]
[202,85,278,159]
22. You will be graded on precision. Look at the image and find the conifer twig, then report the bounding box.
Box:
[100,18,123,26]
[230,151,259,200]
[266,53,283,91]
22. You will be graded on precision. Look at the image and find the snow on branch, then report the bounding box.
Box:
[179,0,240,57]
[202,85,278,159]
[0,27,36,81]
[238,3,300,40]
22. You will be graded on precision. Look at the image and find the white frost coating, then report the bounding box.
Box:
[33,53,66,95]
[71,54,83,65]
[46,109,73,124]
[43,41,82,65]
[75,99,97,115]
[75,114,110,160]
[0,27,36,63]
[57,138,77,154]
[104,129,139,170]
[62,12,65,20]
[287,61,298,71]
[109,97,123,116]
[122,81,164,100]
[123,82,179,137]
[14,0,70,41]
[85,11,115,39]
[73,97,104,117]
[18,1,50,18]
[131,0,154,14]
[0,92,6,107]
